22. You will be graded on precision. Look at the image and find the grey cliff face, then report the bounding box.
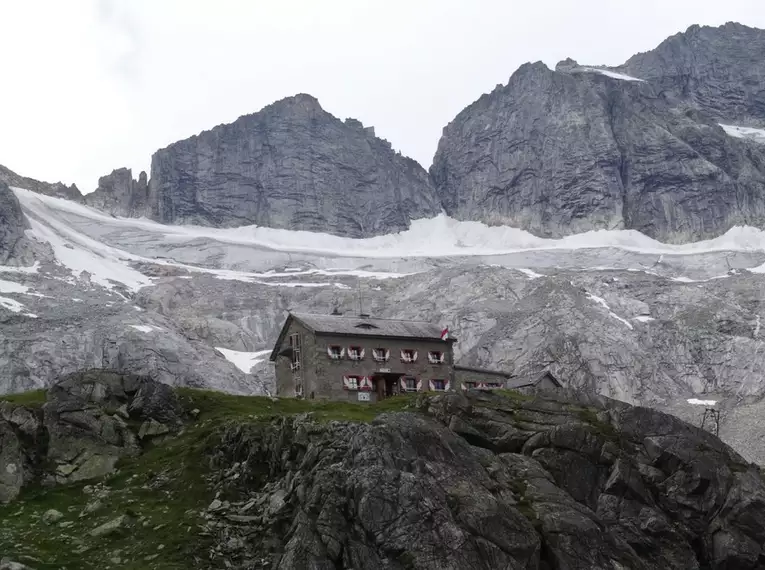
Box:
[83,168,149,217]
[622,22,765,123]
[431,24,765,243]
[147,94,441,237]
[0,182,30,265]
[0,164,81,202]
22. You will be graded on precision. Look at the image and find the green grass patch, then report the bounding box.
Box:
[0,389,422,568]
[0,415,219,569]
[495,389,534,403]
[0,389,47,408]
[177,388,418,424]
[574,407,618,439]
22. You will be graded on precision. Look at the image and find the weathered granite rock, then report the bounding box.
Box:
[205,391,765,570]
[83,168,149,217]
[24,370,181,482]
[0,402,44,502]
[43,370,183,484]
[89,514,133,537]
[0,164,81,201]
[431,23,765,243]
[621,22,765,123]
[146,94,441,237]
[0,182,31,265]
[41,509,64,524]
[0,370,191,499]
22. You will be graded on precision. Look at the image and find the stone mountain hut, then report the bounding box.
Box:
[270,311,563,402]
[270,312,456,402]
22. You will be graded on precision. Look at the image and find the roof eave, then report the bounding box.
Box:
[312,330,454,344]
[269,313,299,362]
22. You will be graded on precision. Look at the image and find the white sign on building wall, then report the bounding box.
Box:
[357,392,370,402]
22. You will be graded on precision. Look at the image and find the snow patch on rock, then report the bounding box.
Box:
[0,279,29,294]
[583,67,645,82]
[129,325,160,333]
[634,316,655,323]
[586,293,634,330]
[719,124,765,144]
[688,398,717,406]
[0,296,37,318]
[215,348,271,374]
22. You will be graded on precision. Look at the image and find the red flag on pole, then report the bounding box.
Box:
[441,327,449,341]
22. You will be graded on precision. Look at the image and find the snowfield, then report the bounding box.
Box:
[9,185,765,292]
[15,187,765,262]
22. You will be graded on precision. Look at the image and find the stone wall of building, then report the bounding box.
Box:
[454,367,508,390]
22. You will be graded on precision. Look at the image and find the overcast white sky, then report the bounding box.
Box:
[2,0,764,193]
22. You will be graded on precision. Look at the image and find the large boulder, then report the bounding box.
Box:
[0,403,44,502]
[0,369,186,500]
[43,370,184,483]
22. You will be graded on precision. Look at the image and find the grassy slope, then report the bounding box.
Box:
[0,389,418,569]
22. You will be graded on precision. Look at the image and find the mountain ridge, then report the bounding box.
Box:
[7,22,765,244]
[70,22,765,244]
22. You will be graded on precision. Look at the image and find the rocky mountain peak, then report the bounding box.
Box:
[83,167,149,218]
[621,22,765,122]
[0,164,82,202]
[555,57,580,72]
[431,23,765,243]
[144,93,440,237]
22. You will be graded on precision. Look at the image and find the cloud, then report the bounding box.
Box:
[95,0,143,83]
[1,0,764,193]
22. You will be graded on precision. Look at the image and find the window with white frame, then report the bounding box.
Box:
[401,349,417,363]
[344,375,360,390]
[328,345,343,359]
[348,346,364,361]
[289,333,301,371]
[372,348,390,362]
[431,379,446,391]
[428,351,445,364]
[403,376,417,392]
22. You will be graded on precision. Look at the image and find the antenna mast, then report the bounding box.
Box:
[357,278,364,316]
